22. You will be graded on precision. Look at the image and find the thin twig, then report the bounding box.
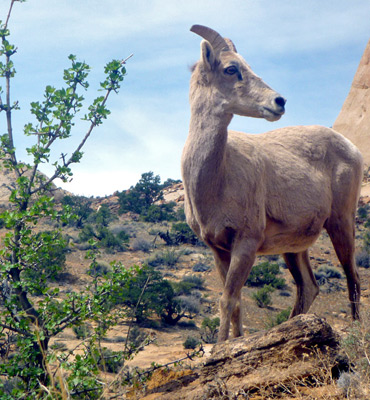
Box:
[4,0,16,30]
[124,275,151,354]
[121,53,134,64]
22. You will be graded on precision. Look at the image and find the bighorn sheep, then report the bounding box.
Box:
[181,25,364,342]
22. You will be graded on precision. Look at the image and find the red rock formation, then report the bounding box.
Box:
[334,39,370,167]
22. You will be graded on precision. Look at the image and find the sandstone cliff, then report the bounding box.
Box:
[333,39,370,167]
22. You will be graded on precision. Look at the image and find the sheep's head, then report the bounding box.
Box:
[190,25,286,122]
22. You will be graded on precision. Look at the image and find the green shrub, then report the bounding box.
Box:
[201,317,220,344]
[183,336,200,350]
[181,275,205,290]
[246,262,286,289]
[357,205,369,221]
[265,307,292,328]
[113,266,197,325]
[171,222,202,245]
[79,224,128,252]
[118,230,131,243]
[171,275,204,296]
[252,285,275,308]
[175,207,186,221]
[142,202,176,222]
[61,195,94,228]
[89,204,116,227]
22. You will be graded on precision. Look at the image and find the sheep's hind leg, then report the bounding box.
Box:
[283,250,319,317]
[325,216,361,320]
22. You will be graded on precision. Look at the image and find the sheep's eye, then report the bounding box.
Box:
[224,66,238,75]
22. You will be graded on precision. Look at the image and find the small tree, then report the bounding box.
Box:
[61,195,93,228]
[115,266,200,325]
[246,262,286,289]
[118,171,164,215]
[0,3,137,397]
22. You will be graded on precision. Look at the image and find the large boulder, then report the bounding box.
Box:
[333,39,370,167]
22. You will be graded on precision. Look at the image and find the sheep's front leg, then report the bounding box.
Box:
[218,241,257,342]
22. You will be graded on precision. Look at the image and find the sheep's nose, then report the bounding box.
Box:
[275,96,286,108]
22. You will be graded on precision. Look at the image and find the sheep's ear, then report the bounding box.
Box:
[200,40,216,71]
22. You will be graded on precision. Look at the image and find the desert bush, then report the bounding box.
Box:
[79,224,129,252]
[201,317,220,344]
[147,248,184,268]
[176,295,201,316]
[126,326,148,352]
[314,265,343,284]
[142,202,177,222]
[171,275,204,296]
[252,285,275,308]
[356,249,370,268]
[131,237,153,253]
[192,262,211,272]
[340,315,370,398]
[159,222,204,246]
[265,307,291,328]
[246,262,286,289]
[357,205,369,222]
[183,336,200,350]
[88,261,111,277]
[182,275,205,289]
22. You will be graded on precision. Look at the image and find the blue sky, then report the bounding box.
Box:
[1,0,369,197]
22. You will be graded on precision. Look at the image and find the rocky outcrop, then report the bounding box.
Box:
[136,314,344,399]
[333,39,370,167]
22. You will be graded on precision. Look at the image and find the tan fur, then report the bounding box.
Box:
[181,25,363,342]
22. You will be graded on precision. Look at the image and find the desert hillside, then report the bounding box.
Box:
[2,178,369,398]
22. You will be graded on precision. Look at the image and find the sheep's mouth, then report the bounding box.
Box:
[263,107,284,121]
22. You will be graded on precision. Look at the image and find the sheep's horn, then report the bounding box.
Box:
[190,24,230,53]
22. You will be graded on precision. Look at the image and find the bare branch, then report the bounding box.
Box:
[4,0,17,30]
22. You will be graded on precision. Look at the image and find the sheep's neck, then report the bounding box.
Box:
[183,96,232,204]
